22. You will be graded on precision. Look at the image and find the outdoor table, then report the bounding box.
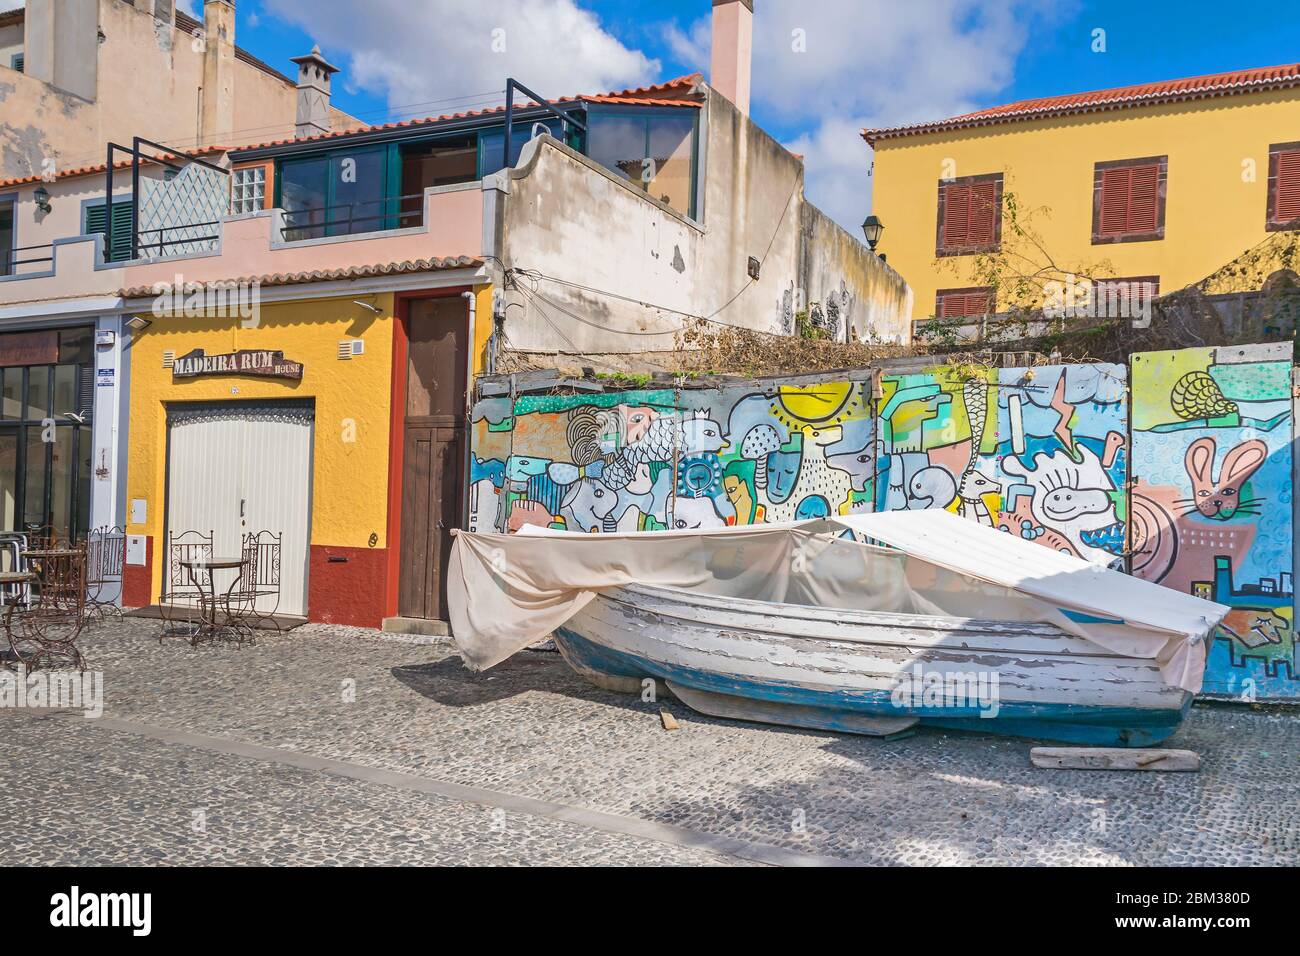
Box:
[179,556,251,645]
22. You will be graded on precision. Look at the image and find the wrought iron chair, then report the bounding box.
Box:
[5,546,89,672]
[0,533,33,611]
[225,530,283,636]
[158,529,213,641]
[84,526,127,625]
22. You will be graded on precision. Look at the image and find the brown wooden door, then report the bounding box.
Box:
[398,298,467,620]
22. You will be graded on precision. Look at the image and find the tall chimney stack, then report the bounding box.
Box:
[290,46,339,139]
[200,0,236,146]
[710,0,753,115]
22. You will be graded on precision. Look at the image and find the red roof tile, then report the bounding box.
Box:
[0,146,231,189]
[119,256,484,299]
[229,73,705,154]
[862,62,1300,145]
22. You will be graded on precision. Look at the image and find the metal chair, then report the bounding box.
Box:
[226,530,283,635]
[85,526,127,624]
[5,546,89,672]
[0,533,32,611]
[158,529,213,640]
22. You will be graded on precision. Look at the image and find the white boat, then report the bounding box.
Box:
[449,511,1229,747]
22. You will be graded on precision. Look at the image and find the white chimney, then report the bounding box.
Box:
[710,0,753,115]
[289,45,340,139]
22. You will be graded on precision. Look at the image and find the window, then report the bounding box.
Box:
[1093,277,1159,320]
[0,199,13,276]
[230,164,268,215]
[1092,156,1166,243]
[478,119,566,179]
[1267,142,1300,231]
[935,287,995,318]
[936,173,1002,256]
[586,107,698,217]
[278,146,396,241]
[399,135,477,227]
[83,199,135,262]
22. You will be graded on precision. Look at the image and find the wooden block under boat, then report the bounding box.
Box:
[666,681,919,740]
[1029,747,1200,771]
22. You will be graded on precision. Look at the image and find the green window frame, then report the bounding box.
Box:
[275,143,402,241]
[584,105,700,219]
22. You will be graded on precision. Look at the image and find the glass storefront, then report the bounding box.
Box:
[0,326,94,541]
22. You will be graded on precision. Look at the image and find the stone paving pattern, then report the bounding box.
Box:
[2,619,1297,865]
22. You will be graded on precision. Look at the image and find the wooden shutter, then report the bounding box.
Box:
[937,289,992,318]
[1098,162,1160,237]
[84,200,135,262]
[942,183,972,247]
[967,181,997,246]
[1276,149,1300,225]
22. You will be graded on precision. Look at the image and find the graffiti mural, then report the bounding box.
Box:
[875,363,1129,566]
[1130,344,1296,699]
[467,378,877,536]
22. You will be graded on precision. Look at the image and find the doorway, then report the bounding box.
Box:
[164,400,314,616]
[397,298,467,620]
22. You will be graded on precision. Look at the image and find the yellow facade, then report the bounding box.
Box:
[871,86,1300,320]
[125,294,398,603]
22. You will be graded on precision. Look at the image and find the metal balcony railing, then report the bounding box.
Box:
[279,194,428,243]
[134,222,224,259]
[0,243,55,275]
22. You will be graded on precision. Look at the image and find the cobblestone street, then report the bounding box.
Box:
[2,619,1297,866]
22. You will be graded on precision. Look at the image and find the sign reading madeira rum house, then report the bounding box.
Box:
[172,348,304,381]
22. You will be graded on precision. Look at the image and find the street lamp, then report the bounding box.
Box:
[861,214,883,251]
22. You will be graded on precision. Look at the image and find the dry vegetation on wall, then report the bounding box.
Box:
[914,187,1300,364]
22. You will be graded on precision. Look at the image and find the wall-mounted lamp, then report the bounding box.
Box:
[125,315,153,332]
[351,299,382,314]
[861,214,884,251]
[33,185,52,214]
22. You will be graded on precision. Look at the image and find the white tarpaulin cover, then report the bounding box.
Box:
[447,509,1230,693]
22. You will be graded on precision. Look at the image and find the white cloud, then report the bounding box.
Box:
[662,0,1070,232]
[262,0,659,118]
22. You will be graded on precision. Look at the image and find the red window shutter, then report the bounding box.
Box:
[937,289,992,318]
[1127,164,1159,232]
[942,183,972,247]
[968,181,997,246]
[1276,150,1300,224]
[1099,168,1132,235]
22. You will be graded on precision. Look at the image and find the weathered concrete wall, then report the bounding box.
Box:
[494,86,910,361]
[0,0,352,181]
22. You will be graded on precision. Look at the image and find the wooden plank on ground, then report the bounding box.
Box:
[659,709,680,731]
[1030,747,1200,772]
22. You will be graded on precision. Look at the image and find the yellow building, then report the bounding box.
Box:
[864,62,1300,331]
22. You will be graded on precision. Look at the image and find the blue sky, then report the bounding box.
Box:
[178,0,1300,229]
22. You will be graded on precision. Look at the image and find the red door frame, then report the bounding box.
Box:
[385,288,472,621]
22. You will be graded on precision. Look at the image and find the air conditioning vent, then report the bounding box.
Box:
[338,339,363,360]
[162,350,175,368]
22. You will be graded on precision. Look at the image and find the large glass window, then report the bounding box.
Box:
[587,108,698,217]
[0,327,94,540]
[279,147,395,241]
[477,119,565,178]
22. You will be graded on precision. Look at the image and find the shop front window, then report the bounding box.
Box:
[0,327,94,540]
[586,107,698,218]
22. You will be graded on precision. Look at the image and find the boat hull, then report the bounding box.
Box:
[553,586,1194,748]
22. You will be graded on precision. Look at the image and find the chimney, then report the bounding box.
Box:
[23,0,99,101]
[710,0,753,115]
[151,0,175,27]
[290,46,339,139]
[200,0,236,146]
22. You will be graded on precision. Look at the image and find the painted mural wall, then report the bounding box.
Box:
[468,378,877,536]
[469,351,1298,701]
[875,363,1129,567]
[1130,343,1296,699]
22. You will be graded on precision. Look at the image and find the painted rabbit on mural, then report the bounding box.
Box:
[1182,436,1269,520]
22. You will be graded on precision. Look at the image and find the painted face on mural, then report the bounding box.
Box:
[1040,486,1113,522]
[561,478,617,532]
[672,496,726,530]
[1184,436,1268,520]
[765,449,802,503]
[681,413,727,455]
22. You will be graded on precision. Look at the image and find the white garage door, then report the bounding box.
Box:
[165,401,314,616]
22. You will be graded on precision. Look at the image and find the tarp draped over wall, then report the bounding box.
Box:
[467,348,1297,701]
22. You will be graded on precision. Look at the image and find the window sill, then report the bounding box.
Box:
[1092,230,1164,245]
[935,244,1000,258]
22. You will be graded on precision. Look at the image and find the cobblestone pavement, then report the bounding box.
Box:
[2,618,1297,866]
